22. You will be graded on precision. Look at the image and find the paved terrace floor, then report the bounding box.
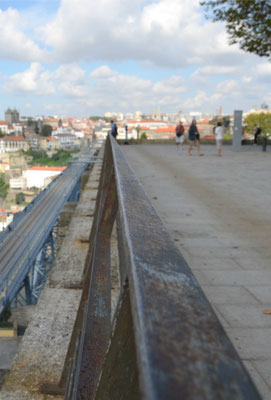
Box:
[122,143,271,400]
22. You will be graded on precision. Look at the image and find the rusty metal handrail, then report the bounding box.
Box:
[64,134,260,399]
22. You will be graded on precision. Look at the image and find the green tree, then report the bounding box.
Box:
[34,122,39,135]
[42,124,53,137]
[244,113,271,136]
[201,0,271,58]
[136,126,140,140]
[27,118,34,128]
[141,133,147,140]
[0,174,9,199]
[0,129,4,138]
[16,192,25,204]
[89,116,102,121]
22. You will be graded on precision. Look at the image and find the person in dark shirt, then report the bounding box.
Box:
[254,125,261,144]
[188,120,202,156]
[110,120,118,139]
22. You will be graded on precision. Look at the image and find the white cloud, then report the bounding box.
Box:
[153,75,185,95]
[3,59,270,116]
[37,0,248,68]
[256,63,271,76]
[193,66,240,77]
[3,63,55,95]
[0,8,44,62]
[216,80,239,94]
[1,0,270,116]
[184,90,223,109]
[90,66,117,80]
[54,64,89,97]
[3,63,185,112]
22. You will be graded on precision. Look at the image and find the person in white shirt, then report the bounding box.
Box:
[215,121,224,156]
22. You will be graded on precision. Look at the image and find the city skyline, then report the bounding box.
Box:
[0,0,270,118]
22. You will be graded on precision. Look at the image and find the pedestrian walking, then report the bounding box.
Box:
[215,121,224,156]
[175,121,185,150]
[188,120,202,156]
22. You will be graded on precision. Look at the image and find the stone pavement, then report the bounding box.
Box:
[122,143,271,400]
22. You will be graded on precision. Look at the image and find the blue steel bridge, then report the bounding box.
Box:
[0,147,98,319]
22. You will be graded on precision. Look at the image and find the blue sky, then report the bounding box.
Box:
[0,0,270,118]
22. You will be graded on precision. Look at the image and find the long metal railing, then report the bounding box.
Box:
[61,135,260,399]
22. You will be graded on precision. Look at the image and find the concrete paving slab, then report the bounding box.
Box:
[122,143,271,398]
[247,286,271,303]
[197,270,271,286]
[225,328,271,360]
[190,256,243,271]
[218,304,271,328]
[252,360,271,392]
[244,361,271,400]
[202,285,260,305]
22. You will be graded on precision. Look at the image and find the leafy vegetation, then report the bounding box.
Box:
[22,149,77,166]
[210,115,231,134]
[244,113,271,136]
[0,173,9,199]
[41,124,53,137]
[201,0,271,58]
[15,192,25,204]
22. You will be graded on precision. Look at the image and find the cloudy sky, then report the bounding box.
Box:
[0,0,270,118]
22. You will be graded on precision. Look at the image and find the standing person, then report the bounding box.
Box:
[215,121,224,156]
[188,120,202,156]
[254,125,261,144]
[110,120,118,139]
[175,121,185,150]
[92,127,97,145]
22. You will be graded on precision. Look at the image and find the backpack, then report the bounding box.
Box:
[176,124,184,137]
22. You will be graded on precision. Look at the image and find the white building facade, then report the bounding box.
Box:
[24,166,66,189]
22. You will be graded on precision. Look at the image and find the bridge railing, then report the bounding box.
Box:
[63,135,260,399]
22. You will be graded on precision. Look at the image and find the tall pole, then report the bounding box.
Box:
[232,110,243,151]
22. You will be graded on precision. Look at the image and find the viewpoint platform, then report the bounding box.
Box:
[123,143,271,400]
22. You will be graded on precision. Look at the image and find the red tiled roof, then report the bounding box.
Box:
[28,166,67,171]
[155,126,175,132]
[2,136,25,141]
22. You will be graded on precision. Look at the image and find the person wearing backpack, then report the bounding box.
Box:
[175,121,185,150]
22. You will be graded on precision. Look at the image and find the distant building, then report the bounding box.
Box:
[9,176,27,190]
[40,136,59,151]
[43,118,59,129]
[24,132,41,150]
[24,166,66,189]
[0,136,29,153]
[53,133,78,148]
[0,121,10,134]
[5,108,19,124]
